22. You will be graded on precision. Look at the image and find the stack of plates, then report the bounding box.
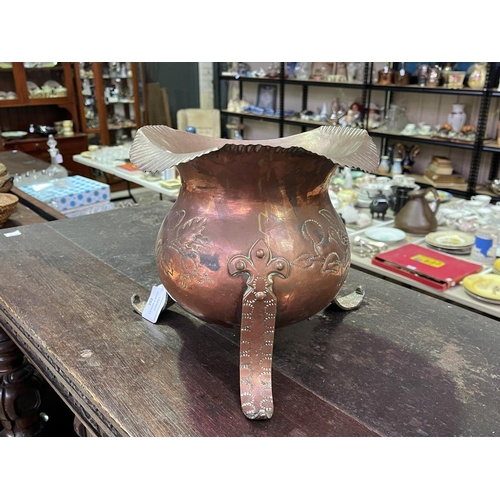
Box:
[425,231,475,255]
[462,274,500,304]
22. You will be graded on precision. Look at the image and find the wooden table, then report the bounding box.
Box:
[1,201,500,437]
[345,216,500,320]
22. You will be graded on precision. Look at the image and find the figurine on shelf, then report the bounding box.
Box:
[286,62,297,79]
[326,97,347,125]
[394,63,411,85]
[294,62,312,80]
[367,103,382,129]
[266,63,280,78]
[339,102,363,128]
[467,63,487,90]
[378,64,394,85]
[396,143,420,174]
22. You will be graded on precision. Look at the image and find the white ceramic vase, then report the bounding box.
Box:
[448,104,467,133]
[392,157,403,175]
[377,155,391,174]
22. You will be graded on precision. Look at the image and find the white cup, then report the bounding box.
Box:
[402,123,416,135]
[419,124,432,135]
[477,207,492,218]
[471,195,492,206]
[466,200,484,210]
[377,177,392,185]
[393,174,405,186]
[365,183,381,198]
[403,176,415,187]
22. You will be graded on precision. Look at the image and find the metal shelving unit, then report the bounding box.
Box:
[214,62,500,200]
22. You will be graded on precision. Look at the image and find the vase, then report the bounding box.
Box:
[131,125,379,420]
[391,157,403,175]
[377,155,391,174]
[448,104,467,133]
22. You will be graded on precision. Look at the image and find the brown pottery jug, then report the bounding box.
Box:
[130,125,379,419]
[394,187,440,234]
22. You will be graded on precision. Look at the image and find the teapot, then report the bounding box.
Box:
[394,187,440,234]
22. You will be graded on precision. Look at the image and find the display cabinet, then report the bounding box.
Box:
[0,62,88,176]
[214,62,500,201]
[74,62,145,146]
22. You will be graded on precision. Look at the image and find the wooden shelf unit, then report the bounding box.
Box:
[74,62,145,146]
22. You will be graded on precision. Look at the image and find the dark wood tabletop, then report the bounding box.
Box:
[1,200,499,437]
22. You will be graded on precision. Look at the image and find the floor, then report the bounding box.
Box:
[111,186,167,208]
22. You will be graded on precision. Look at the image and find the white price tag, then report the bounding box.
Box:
[141,284,168,323]
[4,230,21,237]
[56,153,63,163]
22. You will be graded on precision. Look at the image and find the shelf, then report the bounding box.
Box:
[369,84,484,96]
[368,130,476,150]
[24,64,64,72]
[108,124,137,130]
[221,110,281,124]
[284,78,365,89]
[105,100,135,104]
[219,75,281,84]
[283,117,324,127]
[220,74,366,90]
[375,171,469,196]
[482,140,500,153]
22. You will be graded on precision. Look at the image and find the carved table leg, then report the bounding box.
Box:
[73,415,89,437]
[0,329,46,437]
[229,239,290,420]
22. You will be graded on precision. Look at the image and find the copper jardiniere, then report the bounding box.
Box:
[131,125,378,420]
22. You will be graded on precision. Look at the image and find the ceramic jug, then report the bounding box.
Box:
[394,187,440,234]
[130,125,379,420]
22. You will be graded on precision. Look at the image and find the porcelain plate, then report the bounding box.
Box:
[364,227,406,243]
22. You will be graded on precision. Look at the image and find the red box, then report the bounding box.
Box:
[372,243,483,291]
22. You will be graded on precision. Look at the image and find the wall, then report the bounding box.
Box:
[143,62,200,129]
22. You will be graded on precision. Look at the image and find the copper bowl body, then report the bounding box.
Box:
[155,144,350,329]
[131,125,379,419]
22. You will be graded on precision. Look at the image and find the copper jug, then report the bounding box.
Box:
[131,125,379,419]
[394,187,440,234]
